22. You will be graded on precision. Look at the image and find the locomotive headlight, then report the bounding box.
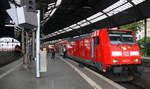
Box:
[130,51,139,56]
[133,59,139,62]
[113,59,119,63]
[112,51,122,56]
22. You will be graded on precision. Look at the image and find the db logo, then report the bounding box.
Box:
[123,52,129,56]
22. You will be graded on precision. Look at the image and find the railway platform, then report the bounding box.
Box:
[0,54,126,89]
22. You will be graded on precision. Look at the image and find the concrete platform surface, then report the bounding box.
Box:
[0,55,126,89]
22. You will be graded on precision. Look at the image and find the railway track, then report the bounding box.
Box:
[119,77,150,89]
[0,51,22,67]
[120,82,144,89]
[142,57,150,67]
[85,63,150,89]
[72,58,150,89]
[119,66,150,89]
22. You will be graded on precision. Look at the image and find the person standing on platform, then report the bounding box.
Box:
[63,47,67,58]
[51,48,56,60]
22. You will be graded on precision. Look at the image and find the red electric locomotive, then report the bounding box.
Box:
[58,29,141,75]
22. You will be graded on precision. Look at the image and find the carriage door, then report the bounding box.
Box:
[91,38,95,59]
[92,37,100,60]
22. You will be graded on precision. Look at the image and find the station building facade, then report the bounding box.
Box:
[136,18,150,40]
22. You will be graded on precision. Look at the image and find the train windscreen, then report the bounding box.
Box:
[108,30,136,45]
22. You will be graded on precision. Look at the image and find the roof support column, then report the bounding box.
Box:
[144,19,147,56]
[21,28,25,64]
[25,32,29,64]
[32,30,36,60]
[36,10,40,78]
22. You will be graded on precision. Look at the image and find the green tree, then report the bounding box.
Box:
[119,21,144,33]
[138,37,150,57]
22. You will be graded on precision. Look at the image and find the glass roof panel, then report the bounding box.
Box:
[107,3,133,16]
[87,12,103,20]
[103,0,127,13]
[80,22,90,27]
[66,29,73,32]
[132,0,146,5]
[90,15,107,23]
[70,24,77,28]
[77,20,86,25]
[72,25,80,29]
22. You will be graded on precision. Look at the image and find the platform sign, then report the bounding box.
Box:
[6,8,19,24]
[40,51,47,72]
[7,7,38,29]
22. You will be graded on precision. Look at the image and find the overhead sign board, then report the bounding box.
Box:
[7,6,38,29]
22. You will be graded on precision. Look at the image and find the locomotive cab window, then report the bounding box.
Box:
[94,37,100,45]
[108,31,136,45]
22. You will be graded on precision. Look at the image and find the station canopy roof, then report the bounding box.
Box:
[42,0,150,42]
[0,0,150,41]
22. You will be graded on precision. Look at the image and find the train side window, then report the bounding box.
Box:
[94,37,100,45]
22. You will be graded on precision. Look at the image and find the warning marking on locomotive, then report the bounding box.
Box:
[62,57,126,89]
[59,57,102,89]
[0,62,22,79]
